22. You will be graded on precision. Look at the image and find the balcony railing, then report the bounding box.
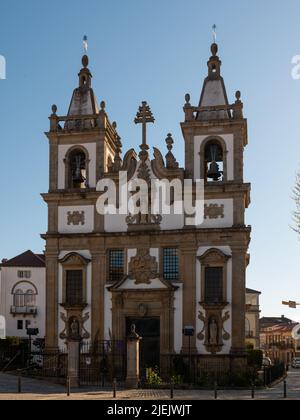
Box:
[183,92,244,123]
[48,103,118,140]
[10,306,38,316]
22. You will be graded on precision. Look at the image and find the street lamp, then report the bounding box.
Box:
[282,301,300,368]
[183,326,195,386]
[282,301,300,309]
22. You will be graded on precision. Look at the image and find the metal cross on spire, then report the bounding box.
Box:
[134,101,155,148]
[212,25,217,43]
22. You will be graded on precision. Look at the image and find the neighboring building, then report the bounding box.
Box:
[0,251,45,340]
[260,316,297,365]
[245,288,261,349]
[41,41,251,375]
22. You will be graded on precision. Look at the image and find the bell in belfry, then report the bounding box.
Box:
[72,155,85,186]
[207,160,222,181]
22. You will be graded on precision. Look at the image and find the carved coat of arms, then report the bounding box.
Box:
[128,249,159,285]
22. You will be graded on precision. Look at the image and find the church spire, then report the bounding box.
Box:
[197,42,229,120]
[78,54,92,89]
[66,53,99,128]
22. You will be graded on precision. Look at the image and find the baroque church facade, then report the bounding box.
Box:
[42,42,251,373]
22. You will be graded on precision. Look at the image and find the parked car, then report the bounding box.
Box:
[292,358,300,369]
[262,357,273,368]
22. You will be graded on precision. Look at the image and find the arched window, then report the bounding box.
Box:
[204,140,224,182]
[68,149,87,189]
[14,289,24,308]
[25,290,36,307]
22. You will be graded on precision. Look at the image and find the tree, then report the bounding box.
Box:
[293,173,300,236]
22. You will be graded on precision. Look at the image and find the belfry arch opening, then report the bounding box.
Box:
[68,149,87,189]
[204,140,224,182]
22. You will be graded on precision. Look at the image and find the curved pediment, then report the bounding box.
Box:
[198,248,231,265]
[59,252,91,266]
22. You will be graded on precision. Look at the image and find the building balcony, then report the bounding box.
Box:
[10,306,38,317]
[265,343,295,351]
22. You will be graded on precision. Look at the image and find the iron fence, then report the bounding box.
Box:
[0,341,28,372]
[79,340,126,386]
[263,363,285,386]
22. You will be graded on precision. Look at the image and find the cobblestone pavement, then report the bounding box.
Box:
[0,370,299,400]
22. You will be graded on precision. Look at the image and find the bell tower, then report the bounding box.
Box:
[42,54,120,350]
[181,42,249,227]
[181,42,251,360]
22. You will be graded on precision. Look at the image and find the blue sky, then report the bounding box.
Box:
[0,0,300,319]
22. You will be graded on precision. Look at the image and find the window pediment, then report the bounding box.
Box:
[198,248,231,266]
[59,253,91,267]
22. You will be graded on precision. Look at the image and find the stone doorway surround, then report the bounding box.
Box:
[126,317,160,377]
[108,278,178,359]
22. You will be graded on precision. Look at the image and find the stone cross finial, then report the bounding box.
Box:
[165,133,179,169]
[134,101,155,149]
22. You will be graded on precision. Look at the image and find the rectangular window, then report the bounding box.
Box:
[163,248,179,281]
[205,267,223,304]
[66,270,83,306]
[17,320,23,330]
[18,271,31,279]
[108,250,124,283]
[25,320,31,329]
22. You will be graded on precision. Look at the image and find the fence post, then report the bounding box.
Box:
[170,379,174,400]
[284,380,287,399]
[251,382,255,399]
[67,376,71,397]
[214,381,218,400]
[113,378,117,399]
[17,371,22,394]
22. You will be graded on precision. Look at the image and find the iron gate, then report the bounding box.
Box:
[79,340,126,386]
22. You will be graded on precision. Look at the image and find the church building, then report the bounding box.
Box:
[42,42,251,375]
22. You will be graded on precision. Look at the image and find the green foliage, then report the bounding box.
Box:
[247,349,263,369]
[245,342,254,351]
[0,337,22,349]
[171,356,188,379]
[171,374,183,385]
[146,368,162,387]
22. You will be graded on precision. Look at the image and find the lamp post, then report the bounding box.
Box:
[183,326,195,386]
[282,301,300,368]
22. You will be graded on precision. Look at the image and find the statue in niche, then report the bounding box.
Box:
[209,318,218,346]
[70,318,80,340]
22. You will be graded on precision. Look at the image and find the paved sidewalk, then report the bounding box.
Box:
[0,370,299,400]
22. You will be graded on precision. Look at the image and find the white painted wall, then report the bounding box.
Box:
[104,214,127,233]
[58,206,94,234]
[194,134,234,181]
[0,266,45,340]
[196,246,232,355]
[160,214,185,231]
[58,143,97,189]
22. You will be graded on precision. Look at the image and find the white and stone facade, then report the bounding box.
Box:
[42,44,251,374]
[0,251,46,340]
